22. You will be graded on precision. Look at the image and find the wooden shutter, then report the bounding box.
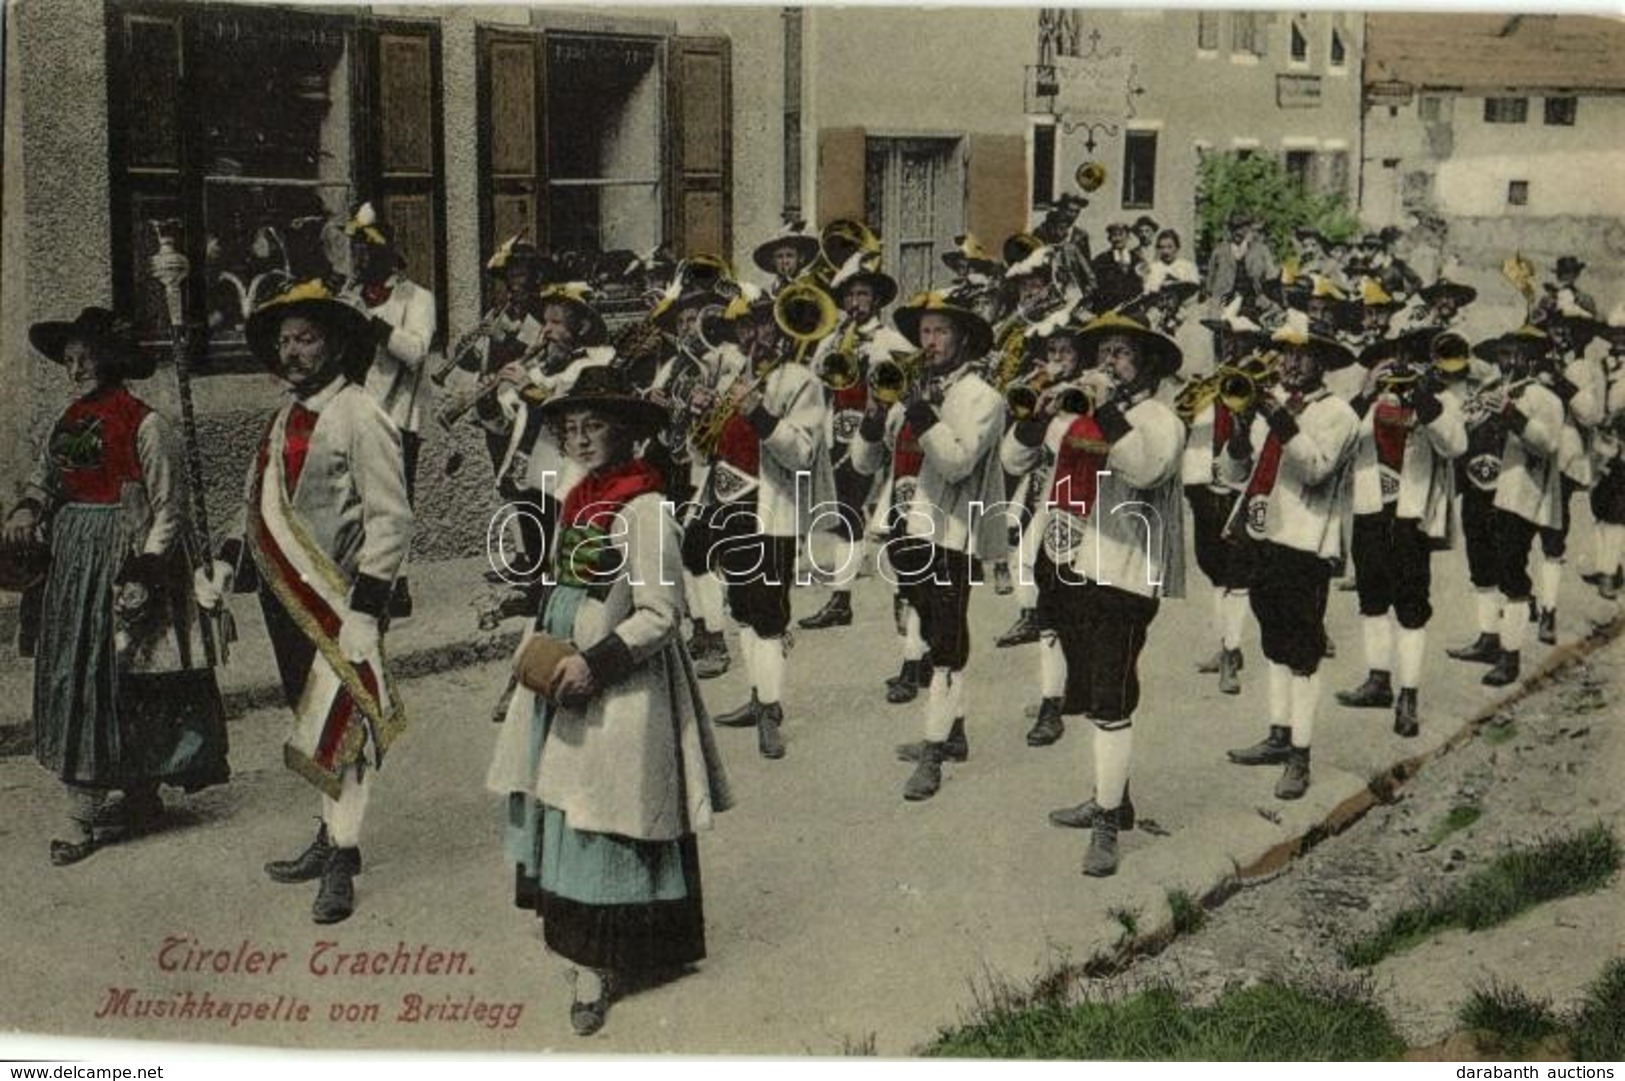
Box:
[481,30,542,263]
[372,25,443,303]
[817,127,867,226]
[965,133,1026,254]
[668,36,732,259]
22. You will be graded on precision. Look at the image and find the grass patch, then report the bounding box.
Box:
[1108,905,1141,942]
[1458,979,1563,1053]
[1167,889,1207,935]
[1481,720,1518,746]
[1341,823,1621,967]
[1425,804,1482,848]
[927,979,1406,1060]
[1569,958,1625,1061]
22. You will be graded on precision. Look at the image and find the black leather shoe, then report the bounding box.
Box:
[995,609,1040,648]
[1025,698,1065,746]
[712,691,760,728]
[757,702,786,759]
[1275,747,1311,800]
[1081,817,1120,878]
[570,972,615,1037]
[797,591,853,630]
[1336,670,1395,709]
[266,825,335,883]
[1227,726,1292,766]
[1218,648,1242,696]
[1447,632,1502,664]
[1393,688,1420,738]
[887,661,923,704]
[312,847,361,924]
[896,718,968,763]
[1048,790,1136,831]
[903,744,944,801]
[693,633,731,680]
[1482,650,1520,687]
[1538,607,1557,646]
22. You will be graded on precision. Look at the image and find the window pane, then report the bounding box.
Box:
[546,35,661,182]
[1330,27,1346,66]
[202,182,351,342]
[1544,97,1577,126]
[1484,97,1528,124]
[1291,21,1308,62]
[1198,12,1219,50]
[1508,180,1529,206]
[1032,124,1056,207]
[1284,150,1313,193]
[1122,131,1157,209]
[546,184,661,256]
[194,10,351,181]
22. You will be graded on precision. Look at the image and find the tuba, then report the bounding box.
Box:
[802,219,882,287]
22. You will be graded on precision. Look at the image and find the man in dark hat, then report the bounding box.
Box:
[1333,330,1468,737]
[339,202,437,619]
[685,282,836,761]
[218,280,414,924]
[1535,256,1597,324]
[1203,214,1278,322]
[799,258,910,631]
[1130,215,1161,273]
[1003,312,1186,877]
[852,293,1006,800]
[1414,276,1477,329]
[1222,313,1360,800]
[752,222,821,296]
[1090,222,1143,312]
[1444,327,1565,686]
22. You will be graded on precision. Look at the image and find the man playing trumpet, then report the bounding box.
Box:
[852,293,1006,801]
[1002,313,1186,876]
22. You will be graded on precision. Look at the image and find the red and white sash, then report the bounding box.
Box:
[247,406,406,799]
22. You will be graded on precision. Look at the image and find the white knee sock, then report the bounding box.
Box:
[738,627,761,691]
[1499,601,1528,652]
[947,667,967,722]
[1221,589,1249,651]
[1267,661,1291,726]
[755,634,785,706]
[1362,615,1394,672]
[1289,674,1320,749]
[1475,589,1502,635]
[1039,631,1067,698]
[322,767,373,848]
[1396,626,1427,690]
[1537,557,1564,611]
[1093,726,1134,811]
[693,572,726,628]
[1211,588,1226,646]
[1596,524,1624,579]
[925,668,954,741]
[903,605,925,663]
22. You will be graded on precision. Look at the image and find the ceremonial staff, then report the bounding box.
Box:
[148,221,235,662]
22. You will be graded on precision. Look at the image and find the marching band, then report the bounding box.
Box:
[8,187,1625,1036]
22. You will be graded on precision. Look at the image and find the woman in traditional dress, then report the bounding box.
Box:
[486,365,732,1036]
[2,307,230,865]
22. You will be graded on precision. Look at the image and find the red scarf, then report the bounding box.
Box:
[893,422,925,480]
[1372,401,1413,473]
[716,413,762,477]
[282,403,319,495]
[562,458,666,531]
[1047,414,1108,518]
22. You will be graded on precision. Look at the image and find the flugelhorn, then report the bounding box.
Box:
[815,317,863,391]
[1217,355,1280,415]
[868,348,926,406]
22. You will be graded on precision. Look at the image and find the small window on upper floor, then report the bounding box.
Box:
[1197,11,1220,52]
[1329,26,1346,67]
[1507,180,1529,207]
[1484,97,1529,124]
[1544,96,1577,126]
[1290,19,1308,63]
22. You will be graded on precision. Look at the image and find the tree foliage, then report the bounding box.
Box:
[1195,152,1361,263]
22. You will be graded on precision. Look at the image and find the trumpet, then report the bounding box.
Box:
[1007,370,1098,420]
[1217,359,1280,416]
[868,348,927,406]
[815,317,863,391]
[431,312,509,386]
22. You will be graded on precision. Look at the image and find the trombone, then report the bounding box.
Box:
[868,348,926,406]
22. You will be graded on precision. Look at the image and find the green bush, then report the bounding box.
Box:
[1194,152,1360,264]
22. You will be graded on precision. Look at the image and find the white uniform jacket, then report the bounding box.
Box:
[851,365,1008,558]
[1554,354,1604,486]
[1349,388,1468,540]
[1001,396,1187,599]
[703,358,836,539]
[1493,381,1566,530]
[810,317,912,450]
[343,275,437,435]
[1220,388,1359,560]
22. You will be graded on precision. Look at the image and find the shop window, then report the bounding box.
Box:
[107,3,444,368]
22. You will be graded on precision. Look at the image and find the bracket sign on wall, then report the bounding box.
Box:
[1029,14,1145,153]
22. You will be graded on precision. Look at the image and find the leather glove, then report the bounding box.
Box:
[193,561,234,609]
[338,611,381,663]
